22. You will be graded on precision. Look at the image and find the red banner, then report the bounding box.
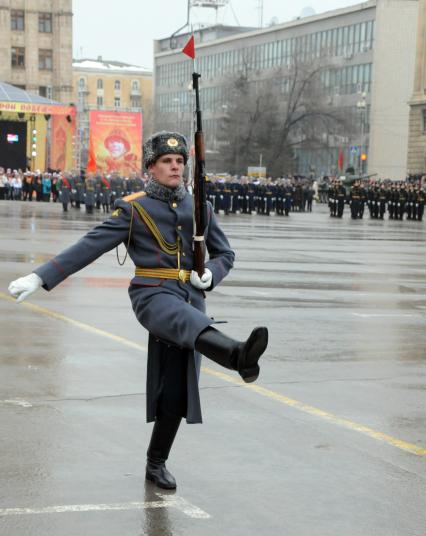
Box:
[50,115,75,171]
[87,111,142,175]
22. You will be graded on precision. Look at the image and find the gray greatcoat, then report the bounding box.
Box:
[58,178,71,204]
[34,191,235,423]
[84,177,97,207]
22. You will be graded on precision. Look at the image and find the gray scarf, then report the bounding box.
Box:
[145,178,187,202]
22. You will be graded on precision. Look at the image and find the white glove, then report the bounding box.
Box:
[190,268,212,290]
[8,273,43,303]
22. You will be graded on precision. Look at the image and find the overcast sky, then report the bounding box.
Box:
[73,0,361,70]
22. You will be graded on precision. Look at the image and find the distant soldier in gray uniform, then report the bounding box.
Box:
[84,175,97,214]
[8,131,268,491]
[57,174,72,212]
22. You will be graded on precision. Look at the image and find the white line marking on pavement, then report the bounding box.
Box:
[0,399,33,408]
[352,313,415,318]
[0,494,210,519]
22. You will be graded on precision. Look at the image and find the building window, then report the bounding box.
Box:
[11,10,24,31]
[97,79,103,89]
[423,110,426,132]
[39,13,52,33]
[79,78,85,89]
[97,96,103,107]
[114,97,121,107]
[131,97,141,108]
[39,49,53,70]
[132,80,139,91]
[11,47,25,68]
[39,86,53,99]
[114,80,121,90]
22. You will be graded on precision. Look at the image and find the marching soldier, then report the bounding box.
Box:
[8,131,268,491]
[247,181,256,214]
[349,181,361,219]
[57,173,72,212]
[231,180,240,214]
[336,180,346,218]
[73,174,84,209]
[264,182,274,216]
[378,184,388,220]
[214,181,223,214]
[388,183,397,219]
[406,184,415,220]
[359,182,368,219]
[275,182,284,216]
[328,181,337,217]
[222,181,232,215]
[283,181,293,216]
[397,183,407,220]
[84,174,97,214]
[100,175,112,213]
[414,185,425,221]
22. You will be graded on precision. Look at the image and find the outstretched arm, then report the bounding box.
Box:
[8,202,132,300]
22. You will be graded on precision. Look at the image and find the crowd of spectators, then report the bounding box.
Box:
[0,167,61,202]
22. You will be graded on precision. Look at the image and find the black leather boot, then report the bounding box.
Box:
[195,326,268,383]
[146,414,181,490]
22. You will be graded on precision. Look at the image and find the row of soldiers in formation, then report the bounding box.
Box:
[328,180,425,221]
[4,168,424,222]
[55,174,316,217]
[55,174,146,213]
[205,179,315,216]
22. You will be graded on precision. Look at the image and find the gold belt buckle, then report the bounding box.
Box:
[178,269,186,282]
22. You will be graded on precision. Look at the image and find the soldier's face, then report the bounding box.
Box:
[149,154,185,189]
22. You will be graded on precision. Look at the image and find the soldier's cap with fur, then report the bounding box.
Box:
[143,131,188,168]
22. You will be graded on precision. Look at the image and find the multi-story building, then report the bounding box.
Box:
[72,57,153,168]
[407,0,426,175]
[0,0,73,104]
[154,0,418,179]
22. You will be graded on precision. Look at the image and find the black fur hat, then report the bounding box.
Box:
[143,131,188,168]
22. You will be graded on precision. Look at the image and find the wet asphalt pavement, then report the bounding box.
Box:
[0,200,425,536]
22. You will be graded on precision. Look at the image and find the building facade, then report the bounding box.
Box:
[407,0,426,175]
[0,0,73,104]
[154,0,418,179]
[72,57,153,169]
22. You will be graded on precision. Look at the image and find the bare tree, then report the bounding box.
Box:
[218,52,351,177]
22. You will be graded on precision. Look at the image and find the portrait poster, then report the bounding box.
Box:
[87,111,143,175]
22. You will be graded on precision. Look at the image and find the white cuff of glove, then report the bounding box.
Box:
[8,273,43,303]
[190,268,213,290]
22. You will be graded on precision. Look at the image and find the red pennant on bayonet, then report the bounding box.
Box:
[182,35,195,59]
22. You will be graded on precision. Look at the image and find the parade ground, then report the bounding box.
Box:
[0,200,425,536]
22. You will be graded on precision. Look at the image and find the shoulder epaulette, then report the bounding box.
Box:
[123,191,147,202]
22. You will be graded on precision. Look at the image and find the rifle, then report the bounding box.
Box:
[192,72,207,277]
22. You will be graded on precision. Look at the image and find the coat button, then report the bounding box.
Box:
[172,202,178,208]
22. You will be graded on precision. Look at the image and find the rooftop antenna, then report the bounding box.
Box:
[256,0,264,28]
[190,0,230,25]
[170,0,230,48]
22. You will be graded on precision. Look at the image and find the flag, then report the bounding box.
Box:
[182,35,195,59]
[338,148,344,171]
